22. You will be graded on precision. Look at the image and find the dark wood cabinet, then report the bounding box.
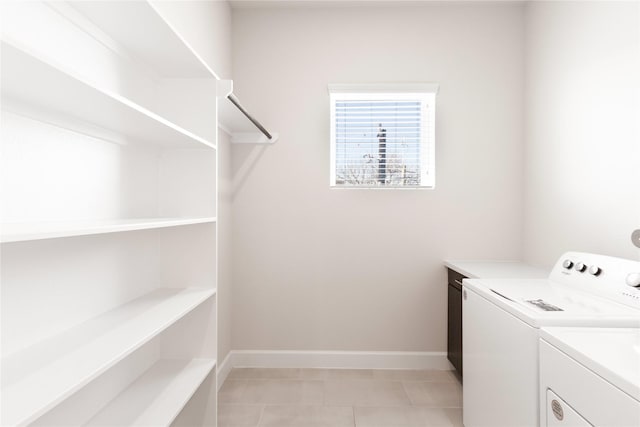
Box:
[447,268,466,377]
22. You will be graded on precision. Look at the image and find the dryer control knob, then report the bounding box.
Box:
[625,273,640,288]
[562,260,574,269]
[588,265,601,276]
[575,262,587,273]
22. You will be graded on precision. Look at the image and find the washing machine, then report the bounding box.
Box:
[539,327,640,427]
[462,252,640,427]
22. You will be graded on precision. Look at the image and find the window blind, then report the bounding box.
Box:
[329,88,435,188]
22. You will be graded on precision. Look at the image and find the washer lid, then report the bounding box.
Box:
[540,327,640,401]
[464,278,640,327]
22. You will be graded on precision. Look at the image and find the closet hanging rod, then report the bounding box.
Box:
[227,94,273,140]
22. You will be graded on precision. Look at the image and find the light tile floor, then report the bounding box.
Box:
[218,368,463,427]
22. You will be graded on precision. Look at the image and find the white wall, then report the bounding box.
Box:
[523,1,640,268]
[231,3,525,352]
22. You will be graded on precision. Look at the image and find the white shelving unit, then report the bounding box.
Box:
[64,0,218,79]
[86,359,217,426]
[1,217,217,243]
[1,1,219,425]
[2,41,215,149]
[3,289,216,426]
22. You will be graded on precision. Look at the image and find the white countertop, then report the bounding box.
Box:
[444,260,548,279]
[540,327,640,401]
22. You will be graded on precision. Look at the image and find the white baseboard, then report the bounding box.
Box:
[217,352,234,391]
[218,350,451,389]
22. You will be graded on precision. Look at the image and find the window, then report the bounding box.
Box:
[329,84,437,188]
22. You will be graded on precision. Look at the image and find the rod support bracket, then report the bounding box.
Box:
[217,80,233,98]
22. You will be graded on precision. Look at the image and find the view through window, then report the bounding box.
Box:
[329,86,436,188]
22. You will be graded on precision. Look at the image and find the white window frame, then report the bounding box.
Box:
[329,83,438,189]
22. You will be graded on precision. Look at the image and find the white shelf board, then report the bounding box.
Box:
[1,288,216,427]
[1,217,217,243]
[67,1,219,79]
[85,358,216,426]
[1,41,215,149]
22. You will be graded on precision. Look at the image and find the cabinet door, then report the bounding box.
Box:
[447,284,463,376]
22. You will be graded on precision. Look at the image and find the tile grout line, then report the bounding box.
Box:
[322,379,327,407]
[400,380,416,406]
[351,404,357,427]
[254,404,266,427]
